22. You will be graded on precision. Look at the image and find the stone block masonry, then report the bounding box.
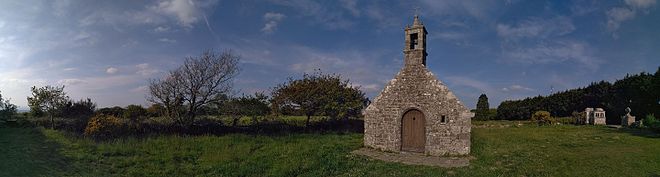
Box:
[363,15,472,156]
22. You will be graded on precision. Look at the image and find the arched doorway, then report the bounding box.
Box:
[401,109,425,152]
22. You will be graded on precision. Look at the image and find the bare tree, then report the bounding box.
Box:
[148,49,240,126]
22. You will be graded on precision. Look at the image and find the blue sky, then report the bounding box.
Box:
[0,0,659,109]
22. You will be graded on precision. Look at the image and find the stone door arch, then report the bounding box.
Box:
[401,109,425,152]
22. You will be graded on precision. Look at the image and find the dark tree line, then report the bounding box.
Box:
[496,67,660,124]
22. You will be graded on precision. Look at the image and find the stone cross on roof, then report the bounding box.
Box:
[413,7,422,26]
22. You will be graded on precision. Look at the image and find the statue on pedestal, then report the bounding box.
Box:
[621,107,636,127]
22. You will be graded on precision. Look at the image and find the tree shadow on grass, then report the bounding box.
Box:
[130,118,364,138]
[599,126,660,139]
[0,128,71,176]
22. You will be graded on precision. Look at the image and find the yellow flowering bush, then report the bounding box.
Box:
[531,111,556,126]
[84,114,125,140]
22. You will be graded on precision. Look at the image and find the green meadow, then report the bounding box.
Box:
[1,122,659,177]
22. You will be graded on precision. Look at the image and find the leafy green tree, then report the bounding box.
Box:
[0,91,18,121]
[271,72,368,126]
[96,106,125,117]
[124,104,147,123]
[474,94,489,120]
[27,85,69,129]
[218,93,270,126]
[146,104,165,117]
[60,98,96,119]
[59,98,97,131]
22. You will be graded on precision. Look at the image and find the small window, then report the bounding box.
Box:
[441,115,447,123]
[410,33,418,49]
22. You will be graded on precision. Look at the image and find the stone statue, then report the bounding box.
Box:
[622,107,635,127]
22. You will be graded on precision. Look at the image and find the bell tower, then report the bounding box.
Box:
[364,13,472,157]
[404,15,428,67]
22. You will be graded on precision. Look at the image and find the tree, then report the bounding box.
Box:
[60,98,96,119]
[217,93,270,126]
[124,104,147,123]
[96,106,125,117]
[0,91,18,121]
[271,72,368,126]
[475,94,490,120]
[59,98,97,131]
[146,104,165,117]
[495,68,659,122]
[148,49,240,127]
[27,85,69,129]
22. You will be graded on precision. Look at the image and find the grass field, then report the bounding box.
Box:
[1,122,659,176]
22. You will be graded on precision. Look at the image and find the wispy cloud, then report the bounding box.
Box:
[364,3,403,30]
[445,76,492,93]
[130,85,148,93]
[261,12,286,34]
[501,85,534,92]
[419,0,500,22]
[496,16,575,40]
[606,0,657,38]
[158,38,176,43]
[154,26,170,32]
[496,16,600,70]
[78,0,218,29]
[501,40,600,70]
[607,7,636,33]
[57,78,86,86]
[106,67,118,74]
[340,0,360,17]
[153,0,201,28]
[625,0,657,9]
[136,63,160,76]
[221,36,399,97]
[270,0,354,30]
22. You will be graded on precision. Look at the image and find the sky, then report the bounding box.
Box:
[0,0,659,110]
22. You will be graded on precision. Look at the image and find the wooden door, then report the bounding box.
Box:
[401,109,425,152]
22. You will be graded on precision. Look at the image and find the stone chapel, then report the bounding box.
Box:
[363,15,472,156]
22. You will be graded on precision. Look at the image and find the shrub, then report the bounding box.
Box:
[643,114,657,126]
[61,98,97,132]
[146,104,165,117]
[571,111,586,125]
[96,106,125,117]
[531,111,556,126]
[643,114,660,132]
[123,104,147,122]
[60,98,96,118]
[84,115,126,140]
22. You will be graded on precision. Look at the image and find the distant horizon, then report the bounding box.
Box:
[1,0,659,110]
[12,67,657,111]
